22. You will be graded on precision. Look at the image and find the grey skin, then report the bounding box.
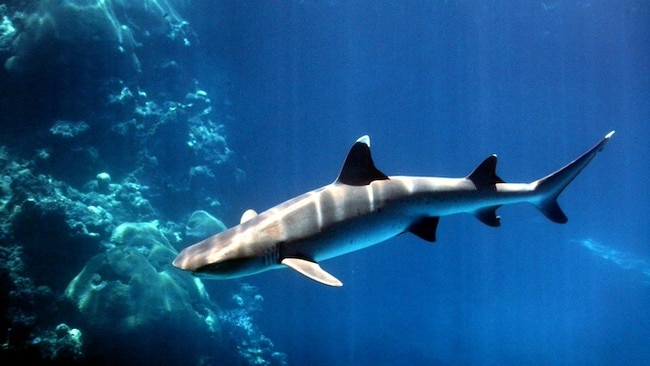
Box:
[173,132,614,286]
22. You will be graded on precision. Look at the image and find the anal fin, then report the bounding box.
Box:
[475,206,501,227]
[281,258,343,287]
[408,216,440,242]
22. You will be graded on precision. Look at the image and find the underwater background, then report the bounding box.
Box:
[0,1,648,365]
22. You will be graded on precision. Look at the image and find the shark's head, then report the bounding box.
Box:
[172,224,273,279]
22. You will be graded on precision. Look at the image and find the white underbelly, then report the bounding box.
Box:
[299,212,413,262]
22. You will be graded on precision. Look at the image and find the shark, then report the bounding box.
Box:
[173,131,614,286]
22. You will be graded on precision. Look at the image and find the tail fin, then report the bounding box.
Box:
[532,131,614,223]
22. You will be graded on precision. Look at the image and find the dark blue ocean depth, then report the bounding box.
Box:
[0,1,648,365]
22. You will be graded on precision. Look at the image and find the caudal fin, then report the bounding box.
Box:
[532,131,614,223]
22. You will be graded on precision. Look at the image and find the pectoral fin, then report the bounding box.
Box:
[281,258,343,287]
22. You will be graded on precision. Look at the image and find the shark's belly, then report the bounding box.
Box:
[280,210,413,262]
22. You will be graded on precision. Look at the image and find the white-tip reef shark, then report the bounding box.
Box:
[173,131,614,286]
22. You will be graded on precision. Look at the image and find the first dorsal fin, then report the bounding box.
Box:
[467,155,505,189]
[335,135,389,186]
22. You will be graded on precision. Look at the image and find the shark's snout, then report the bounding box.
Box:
[171,255,185,269]
[172,245,208,271]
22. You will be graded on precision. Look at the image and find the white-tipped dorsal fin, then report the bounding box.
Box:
[281,257,343,286]
[357,135,370,146]
[335,135,389,186]
[240,209,258,224]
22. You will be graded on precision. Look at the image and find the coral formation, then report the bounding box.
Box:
[0,245,76,362]
[0,1,285,364]
[0,147,284,363]
[64,221,222,364]
[94,172,112,194]
[0,1,231,206]
[49,120,90,139]
[0,6,16,52]
[186,210,227,240]
[220,284,288,366]
[33,323,84,361]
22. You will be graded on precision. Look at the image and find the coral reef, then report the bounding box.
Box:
[1,0,236,215]
[49,120,91,139]
[0,136,283,364]
[220,284,288,366]
[4,162,108,291]
[0,244,80,362]
[0,1,284,364]
[186,210,227,240]
[64,221,222,364]
[0,6,17,52]
[32,323,84,361]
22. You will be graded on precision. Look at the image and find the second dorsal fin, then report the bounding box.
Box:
[335,135,389,186]
[467,155,505,189]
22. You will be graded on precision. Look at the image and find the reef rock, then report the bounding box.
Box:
[186,210,227,240]
[65,221,223,364]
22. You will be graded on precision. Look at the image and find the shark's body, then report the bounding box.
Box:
[173,132,614,286]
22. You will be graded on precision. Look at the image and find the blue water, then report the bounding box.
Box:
[190,2,650,365]
[1,1,648,365]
